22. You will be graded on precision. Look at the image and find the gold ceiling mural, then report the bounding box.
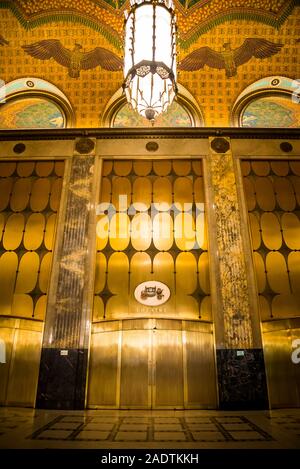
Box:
[0,0,299,127]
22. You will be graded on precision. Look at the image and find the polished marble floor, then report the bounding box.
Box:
[0,407,299,449]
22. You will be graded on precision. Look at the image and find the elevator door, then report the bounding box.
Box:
[87,319,217,409]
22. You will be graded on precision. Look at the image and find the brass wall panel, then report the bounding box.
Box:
[132,177,151,211]
[17,162,35,177]
[153,329,184,408]
[44,213,57,251]
[49,179,62,211]
[185,330,217,407]
[87,330,119,407]
[112,178,131,211]
[243,178,256,211]
[274,177,296,211]
[114,161,132,176]
[272,295,300,318]
[288,252,300,293]
[290,162,300,175]
[3,214,24,250]
[252,161,270,176]
[33,295,47,320]
[133,161,152,176]
[39,252,53,294]
[192,161,202,176]
[96,215,109,251]
[23,213,45,251]
[107,252,129,318]
[153,177,172,211]
[0,213,4,243]
[10,178,31,211]
[102,161,113,176]
[253,252,266,293]
[0,252,18,315]
[198,252,210,294]
[255,177,275,211]
[30,179,50,212]
[109,213,130,250]
[194,177,205,206]
[93,296,104,322]
[174,213,196,251]
[200,296,212,321]
[15,252,39,294]
[173,161,191,176]
[266,252,290,294]
[131,213,152,251]
[153,253,175,316]
[12,294,33,317]
[6,327,42,407]
[290,176,300,205]
[153,212,173,250]
[120,329,150,408]
[174,177,193,211]
[249,213,261,250]
[261,213,282,251]
[282,213,300,250]
[153,161,171,176]
[94,252,106,295]
[100,178,111,209]
[196,212,207,250]
[263,328,300,408]
[271,161,289,176]
[0,326,14,404]
[176,252,198,317]
[35,162,54,177]
[0,162,16,177]
[0,178,13,211]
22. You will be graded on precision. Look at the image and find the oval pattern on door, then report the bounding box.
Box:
[282,213,300,250]
[23,213,45,250]
[3,213,24,250]
[266,252,290,294]
[261,212,282,250]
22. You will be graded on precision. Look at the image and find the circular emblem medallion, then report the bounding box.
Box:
[134,281,170,306]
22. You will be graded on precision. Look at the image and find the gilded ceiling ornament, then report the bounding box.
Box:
[178,38,283,77]
[22,40,123,78]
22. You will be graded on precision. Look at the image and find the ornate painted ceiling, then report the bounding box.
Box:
[0,0,299,127]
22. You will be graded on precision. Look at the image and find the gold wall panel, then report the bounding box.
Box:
[30,179,51,212]
[173,161,191,176]
[196,212,207,249]
[15,252,40,294]
[153,161,171,176]
[96,215,109,251]
[185,330,217,408]
[266,252,290,294]
[0,162,16,177]
[112,178,131,211]
[132,177,151,211]
[288,252,300,294]
[0,252,18,315]
[153,212,173,250]
[23,213,45,251]
[39,252,53,294]
[17,162,35,177]
[263,327,300,408]
[114,161,132,176]
[34,295,47,320]
[133,161,152,176]
[0,318,43,407]
[10,178,31,212]
[94,252,107,295]
[261,213,282,251]
[282,213,300,250]
[174,213,196,251]
[194,177,205,207]
[44,213,57,251]
[35,162,54,177]
[49,179,63,212]
[109,213,130,251]
[176,252,198,318]
[87,330,119,407]
[198,252,210,295]
[11,294,33,318]
[0,214,4,243]
[3,214,24,250]
[252,161,270,176]
[174,177,193,211]
[120,329,150,408]
[100,178,111,209]
[131,213,152,251]
[243,160,300,323]
[255,177,276,211]
[106,252,129,318]
[154,329,184,408]
[249,213,261,250]
[274,177,296,212]
[271,162,289,176]
[93,296,104,322]
[0,178,13,211]
[153,177,172,211]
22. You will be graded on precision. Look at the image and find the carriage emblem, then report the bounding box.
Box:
[134,281,170,306]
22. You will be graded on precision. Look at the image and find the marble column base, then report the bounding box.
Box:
[36,348,88,410]
[216,349,269,410]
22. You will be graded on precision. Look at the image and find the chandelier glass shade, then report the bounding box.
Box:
[123,0,177,122]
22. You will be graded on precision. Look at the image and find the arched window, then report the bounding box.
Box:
[231,76,300,128]
[101,84,204,127]
[0,78,74,129]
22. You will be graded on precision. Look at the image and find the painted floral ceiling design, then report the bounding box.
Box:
[1,0,299,49]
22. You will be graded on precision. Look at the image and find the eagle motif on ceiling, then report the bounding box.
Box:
[22,40,123,78]
[178,38,283,77]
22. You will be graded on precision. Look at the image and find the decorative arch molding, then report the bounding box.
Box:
[231,76,299,128]
[0,77,75,128]
[101,83,204,127]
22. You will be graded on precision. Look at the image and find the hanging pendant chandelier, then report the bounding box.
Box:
[123,0,177,122]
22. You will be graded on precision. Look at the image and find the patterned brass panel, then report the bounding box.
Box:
[242,160,300,321]
[94,159,211,322]
[0,160,65,321]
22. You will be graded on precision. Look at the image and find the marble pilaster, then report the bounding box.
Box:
[36,139,98,409]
